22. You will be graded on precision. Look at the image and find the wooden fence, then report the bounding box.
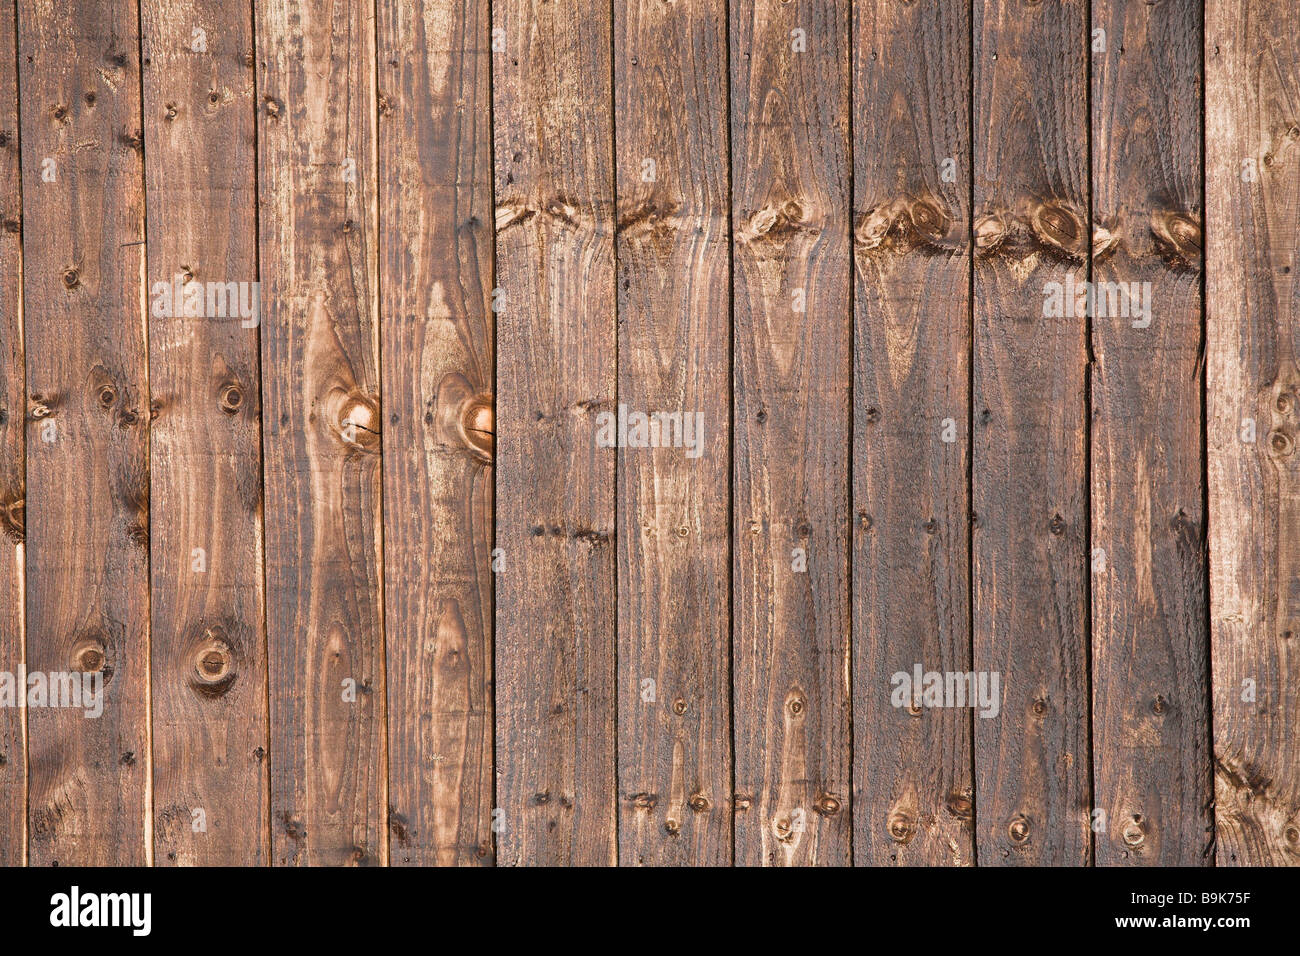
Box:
[0,0,1295,866]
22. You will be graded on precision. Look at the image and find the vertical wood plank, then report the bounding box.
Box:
[0,0,23,866]
[141,0,269,865]
[491,0,618,866]
[851,0,974,866]
[972,0,1091,865]
[255,0,386,866]
[731,0,851,867]
[1090,0,1210,866]
[615,0,732,867]
[377,0,494,866]
[1207,0,1300,866]
[18,0,150,866]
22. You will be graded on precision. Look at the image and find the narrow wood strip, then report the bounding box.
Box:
[1090,0,1211,866]
[377,0,495,865]
[18,0,150,866]
[852,0,974,866]
[255,0,387,866]
[731,0,851,867]
[972,0,1091,865]
[1206,0,1300,866]
[491,0,618,866]
[0,0,24,866]
[614,0,732,867]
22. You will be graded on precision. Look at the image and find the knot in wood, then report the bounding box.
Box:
[887,810,917,844]
[973,211,1009,255]
[1121,816,1146,847]
[1150,210,1201,266]
[945,791,973,820]
[815,794,842,816]
[458,394,494,463]
[0,495,24,541]
[219,382,244,414]
[1029,200,1087,259]
[71,634,107,674]
[854,203,896,250]
[903,196,950,245]
[190,626,237,697]
[1008,814,1032,845]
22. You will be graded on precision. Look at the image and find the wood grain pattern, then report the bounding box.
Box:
[0,0,22,867]
[852,0,974,866]
[1090,0,1210,866]
[18,0,150,866]
[731,0,850,867]
[615,0,732,867]
[972,0,1091,866]
[377,0,495,866]
[1206,0,1300,867]
[141,0,269,866]
[491,0,618,866]
[255,0,387,866]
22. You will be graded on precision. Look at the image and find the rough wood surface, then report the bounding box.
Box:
[255,0,387,867]
[491,0,618,866]
[377,0,495,866]
[18,0,150,866]
[1206,0,1300,867]
[1090,0,1211,866]
[141,0,269,866]
[0,0,22,867]
[852,0,974,867]
[731,0,850,868]
[971,0,1091,866]
[615,0,732,867]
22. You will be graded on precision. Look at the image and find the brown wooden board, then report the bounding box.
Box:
[615,0,732,867]
[377,0,495,866]
[0,0,22,867]
[255,0,387,866]
[1206,0,1300,867]
[491,0,618,866]
[852,0,974,866]
[1090,0,1211,866]
[971,0,1091,865]
[18,0,150,866]
[141,0,269,866]
[731,0,851,867]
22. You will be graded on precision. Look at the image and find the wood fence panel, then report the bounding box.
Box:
[1090,0,1211,866]
[491,0,618,866]
[377,0,495,867]
[18,0,150,866]
[852,0,974,866]
[615,0,732,867]
[971,0,1091,865]
[731,0,851,867]
[255,0,386,866]
[141,0,269,865]
[1206,0,1300,867]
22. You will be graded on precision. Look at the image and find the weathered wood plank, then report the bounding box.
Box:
[255,0,386,866]
[972,0,1091,865]
[492,0,618,866]
[1090,0,1210,866]
[615,0,732,867]
[0,0,23,867]
[852,0,974,866]
[18,0,150,866]
[377,0,494,866]
[1206,0,1300,866]
[731,0,850,867]
[141,0,269,866]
